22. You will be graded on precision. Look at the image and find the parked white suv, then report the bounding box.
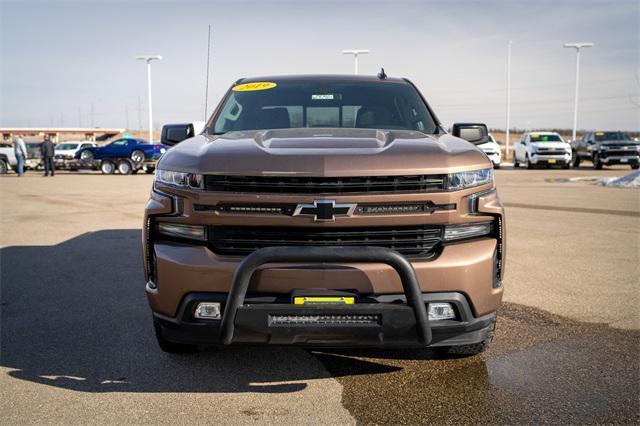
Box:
[477,133,502,168]
[514,131,571,169]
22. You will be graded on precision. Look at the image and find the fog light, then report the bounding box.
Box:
[428,303,455,320]
[194,302,221,319]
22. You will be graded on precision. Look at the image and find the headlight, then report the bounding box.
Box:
[447,168,493,191]
[444,222,492,241]
[157,223,207,241]
[155,169,203,189]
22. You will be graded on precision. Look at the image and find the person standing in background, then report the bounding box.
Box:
[13,136,27,177]
[41,135,56,177]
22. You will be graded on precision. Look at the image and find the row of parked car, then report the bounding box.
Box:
[1,130,638,175]
[0,137,167,175]
[477,130,639,170]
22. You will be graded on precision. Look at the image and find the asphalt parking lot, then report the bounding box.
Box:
[1,166,638,424]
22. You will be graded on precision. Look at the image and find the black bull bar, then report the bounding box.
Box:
[219,246,432,346]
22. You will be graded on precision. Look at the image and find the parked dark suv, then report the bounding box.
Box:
[143,75,506,356]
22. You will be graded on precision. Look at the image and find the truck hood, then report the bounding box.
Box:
[158,128,490,176]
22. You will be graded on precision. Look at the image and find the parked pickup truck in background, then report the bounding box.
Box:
[571,131,640,169]
[513,131,571,169]
[0,142,17,174]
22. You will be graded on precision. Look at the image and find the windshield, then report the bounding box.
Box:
[594,131,630,141]
[530,134,562,142]
[209,80,437,135]
[57,143,78,150]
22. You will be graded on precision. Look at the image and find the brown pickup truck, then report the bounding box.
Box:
[144,74,505,356]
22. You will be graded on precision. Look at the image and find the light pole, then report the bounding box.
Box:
[505,40,512,160]
[135,55,162,142]
[342,50,369,74]
[563,43,593,142]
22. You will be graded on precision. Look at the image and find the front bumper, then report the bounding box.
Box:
[531,154,571,165]
[600,154,639,165]
[154,291,496,348]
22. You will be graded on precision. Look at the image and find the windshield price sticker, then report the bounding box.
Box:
[232,82,277,92]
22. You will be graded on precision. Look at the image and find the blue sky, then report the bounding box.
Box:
[1,0,638,131]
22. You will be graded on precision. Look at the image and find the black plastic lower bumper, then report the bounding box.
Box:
[153,246,496,348]
[153,291,496,348]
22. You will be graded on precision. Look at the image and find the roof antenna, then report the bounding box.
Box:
[377,67,387,80]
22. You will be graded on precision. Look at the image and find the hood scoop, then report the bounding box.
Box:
[253,128,395,149]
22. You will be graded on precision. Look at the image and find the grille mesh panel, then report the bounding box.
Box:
[204,175,446,194]
[208,225,443,258]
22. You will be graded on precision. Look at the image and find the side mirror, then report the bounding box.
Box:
[451,123,490,145]
[161,123,196,147]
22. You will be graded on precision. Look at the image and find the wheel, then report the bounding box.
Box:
[526,155,533,169]
[632,164,639,170]
[80,150,94,161]
[0,159,7,174]
[513,157,519,168]
[438,317,496,357]
[154,322,198,353]
[100,160,115,174]
[117,159,133,175]
[572,152,581,167]
[592,153,603,170]
[493,162,501,169]
[131,150,145,164]
[145,166,155,174]
[562,161,570,169]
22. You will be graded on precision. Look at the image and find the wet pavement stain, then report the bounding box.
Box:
[312,303,640,424]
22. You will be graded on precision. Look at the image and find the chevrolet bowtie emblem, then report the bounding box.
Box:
[293,200,356,222]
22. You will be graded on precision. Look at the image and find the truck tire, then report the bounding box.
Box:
[100,160,115,174]
[80,150,94,161]
[0,159,7,174]
[572,152,581,167]
[632,164,639,170]
[513,157,519,168]
[153,322,198,353]
[131,150,145,164]
[592,153,603,170]
[145,166,155,174]
[526,155,533,169]
[438,317,495,357]
[117,159,133,175]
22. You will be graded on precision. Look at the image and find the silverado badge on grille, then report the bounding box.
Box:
[293,200,356,222]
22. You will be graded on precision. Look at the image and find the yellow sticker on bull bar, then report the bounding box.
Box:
[294,296,355,305]
[232,82,277,91]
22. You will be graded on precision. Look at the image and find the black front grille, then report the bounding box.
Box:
[208,225,443,258]
[204,175,446,194]
[536,149,567,155]
[601,149,638,158]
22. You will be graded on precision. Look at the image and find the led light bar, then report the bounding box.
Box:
[356,203,455,215]
[444,222,492,241]
[157,223,207,241]
[270,314,380,326]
